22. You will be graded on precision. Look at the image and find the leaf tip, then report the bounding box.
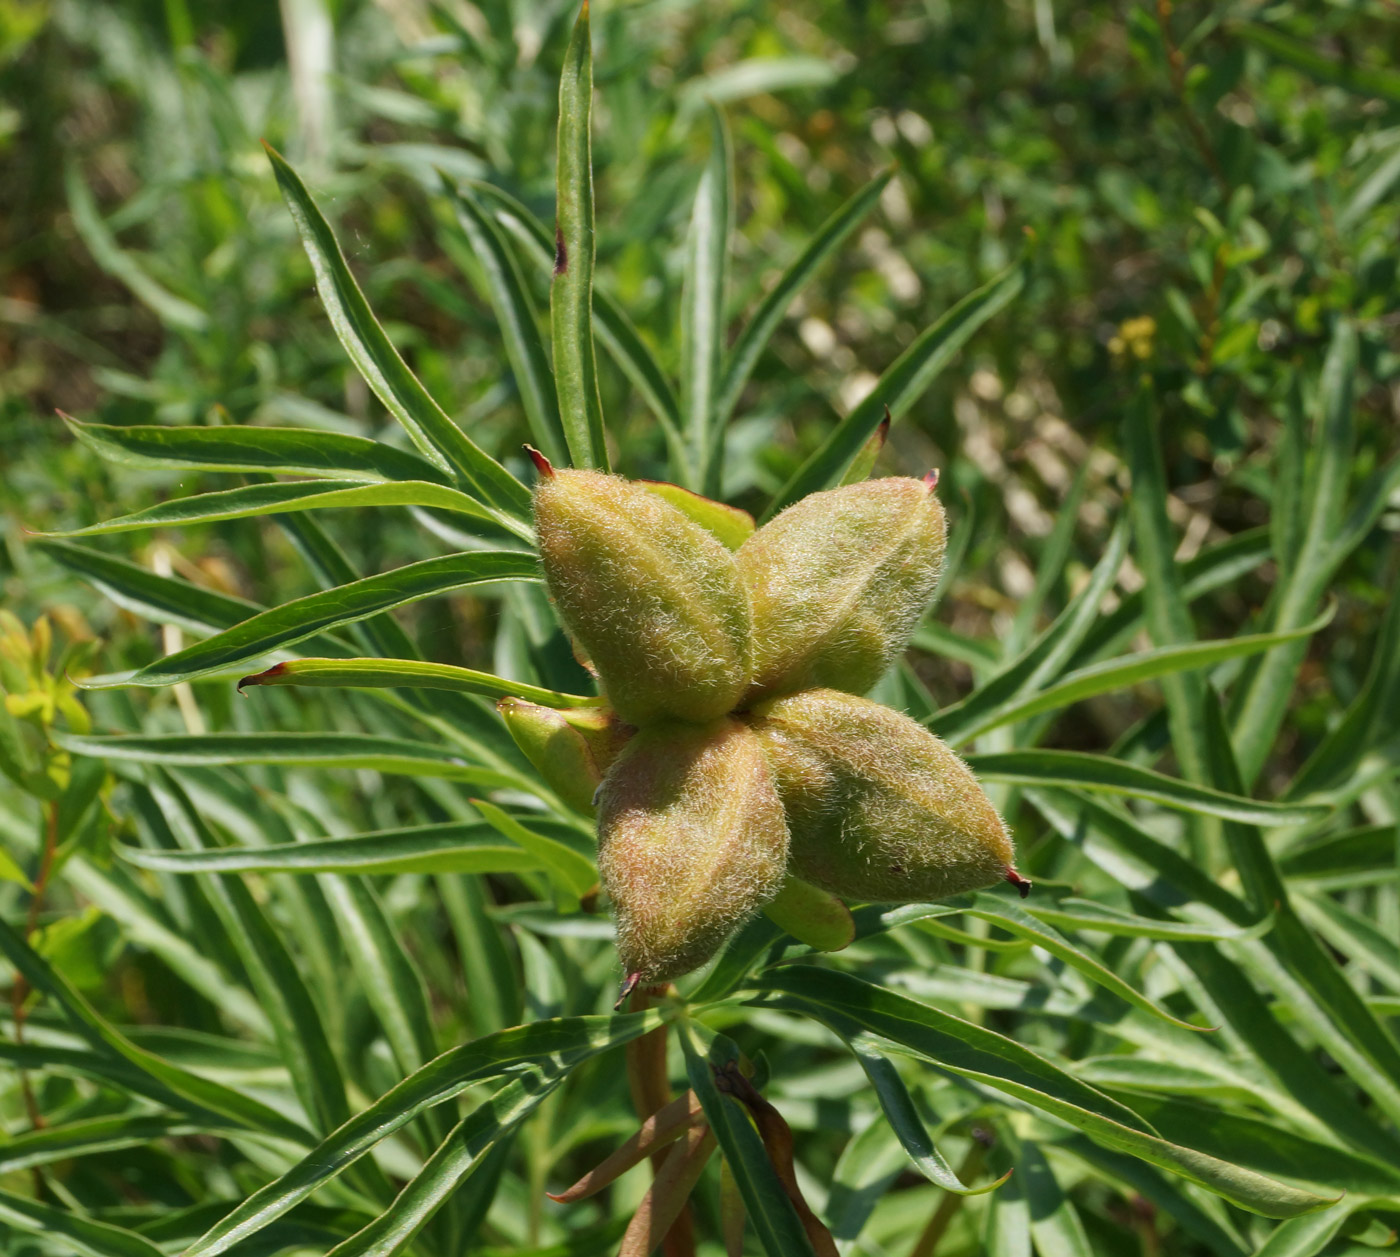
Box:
[236,662,285,694]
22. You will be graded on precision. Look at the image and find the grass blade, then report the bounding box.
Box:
[447,180,568,466]
[550,2,608,470]
[762,259,1026,520]
[718,170,892,426]
[264,143,530,517]
[682,104,734,493]
[85,551,540,687]
[236,657,595,708]
[964,749,1325,825]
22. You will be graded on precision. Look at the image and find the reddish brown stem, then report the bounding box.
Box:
[624,987,695,1257]
[1155,1,1230,202]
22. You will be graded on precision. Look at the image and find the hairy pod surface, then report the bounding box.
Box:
[749,688,1015,903]
[735,477,946,704]
[533,468,753,726]
[596,718,788,983]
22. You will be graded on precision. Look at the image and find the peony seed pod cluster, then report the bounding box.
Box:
[506,453,1024,990]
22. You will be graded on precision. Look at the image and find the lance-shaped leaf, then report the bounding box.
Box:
[718,171,893,427]
[964,749,1326,825]
[550,3,608,470]
[762,259,1026,520]
[43,479,520,540]
[762,967,1336,1218]
[237,657,596,708]
[180,1009,665,1257]
[78,551,540,688]
[264,143,530,518]
[446,180,568,466]
[54,731,525,791]
[0,1187,166,1257]
[62,415,449,484]
[119,820,544,877]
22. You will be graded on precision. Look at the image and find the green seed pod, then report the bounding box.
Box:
[498,698,632,815]
[597,717,788,984]
[736,477,946,703]
[749,688,1017,904]
[532,461,753,726]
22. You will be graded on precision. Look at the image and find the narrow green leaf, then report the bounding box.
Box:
[55,731,523,790]
[181,1009,664,1257]
[0,1187,166,1257]
[718,170,893,426]
[44,479,518,539]
[1250,1207,1356,1257]
[0,1114,220,1175]
[849,1042,1008,1194]
[84,551,539,688]
[1235,20,1400,103]
[679,1025,821,1257]
[964,749,1325,825]
[1230,322,1357,784]
[550,4,608,470]
[65,162,208,334]
[119,821,542,877]
[236,657,595,708]
[264,143,530,517]
[764,968,1335,1217]
[683,104,734,493]
[34,539,262,637]
[932,517,1131,746]
[762,259,1026,520]
[323,1079,560,1257]
[0,914,313,1147]
[150,778,351,1136]
[1026,896,1272,942]
[468,797,596,897]
[957,891,1207,1029]
[62,416,449,484]
[447,180,568,466]
[1019,1141,1095,1257]
[953,610,1334,743]
[470,181,686,469]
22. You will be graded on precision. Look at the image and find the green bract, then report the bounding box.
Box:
[531,465,1017,980]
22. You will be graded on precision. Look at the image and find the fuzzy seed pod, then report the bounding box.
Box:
[735,477,946,703]
[597,718,789,984]
[533,466,753,726]
[749,688,1016,903]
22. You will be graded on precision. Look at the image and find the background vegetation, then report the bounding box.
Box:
[2,1,1399,1254]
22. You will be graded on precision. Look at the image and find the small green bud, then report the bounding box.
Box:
[762,875,854,952]
[597,718,788,984]
[735,477,946,703]
[532,463,753,726]
[498,697,631,814]
[749,688,1017,903]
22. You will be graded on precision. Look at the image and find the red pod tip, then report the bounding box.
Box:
[1004,867,1031,898]
[922,468,940,490]
[525,445,555,479]
[614,971,641,1010]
